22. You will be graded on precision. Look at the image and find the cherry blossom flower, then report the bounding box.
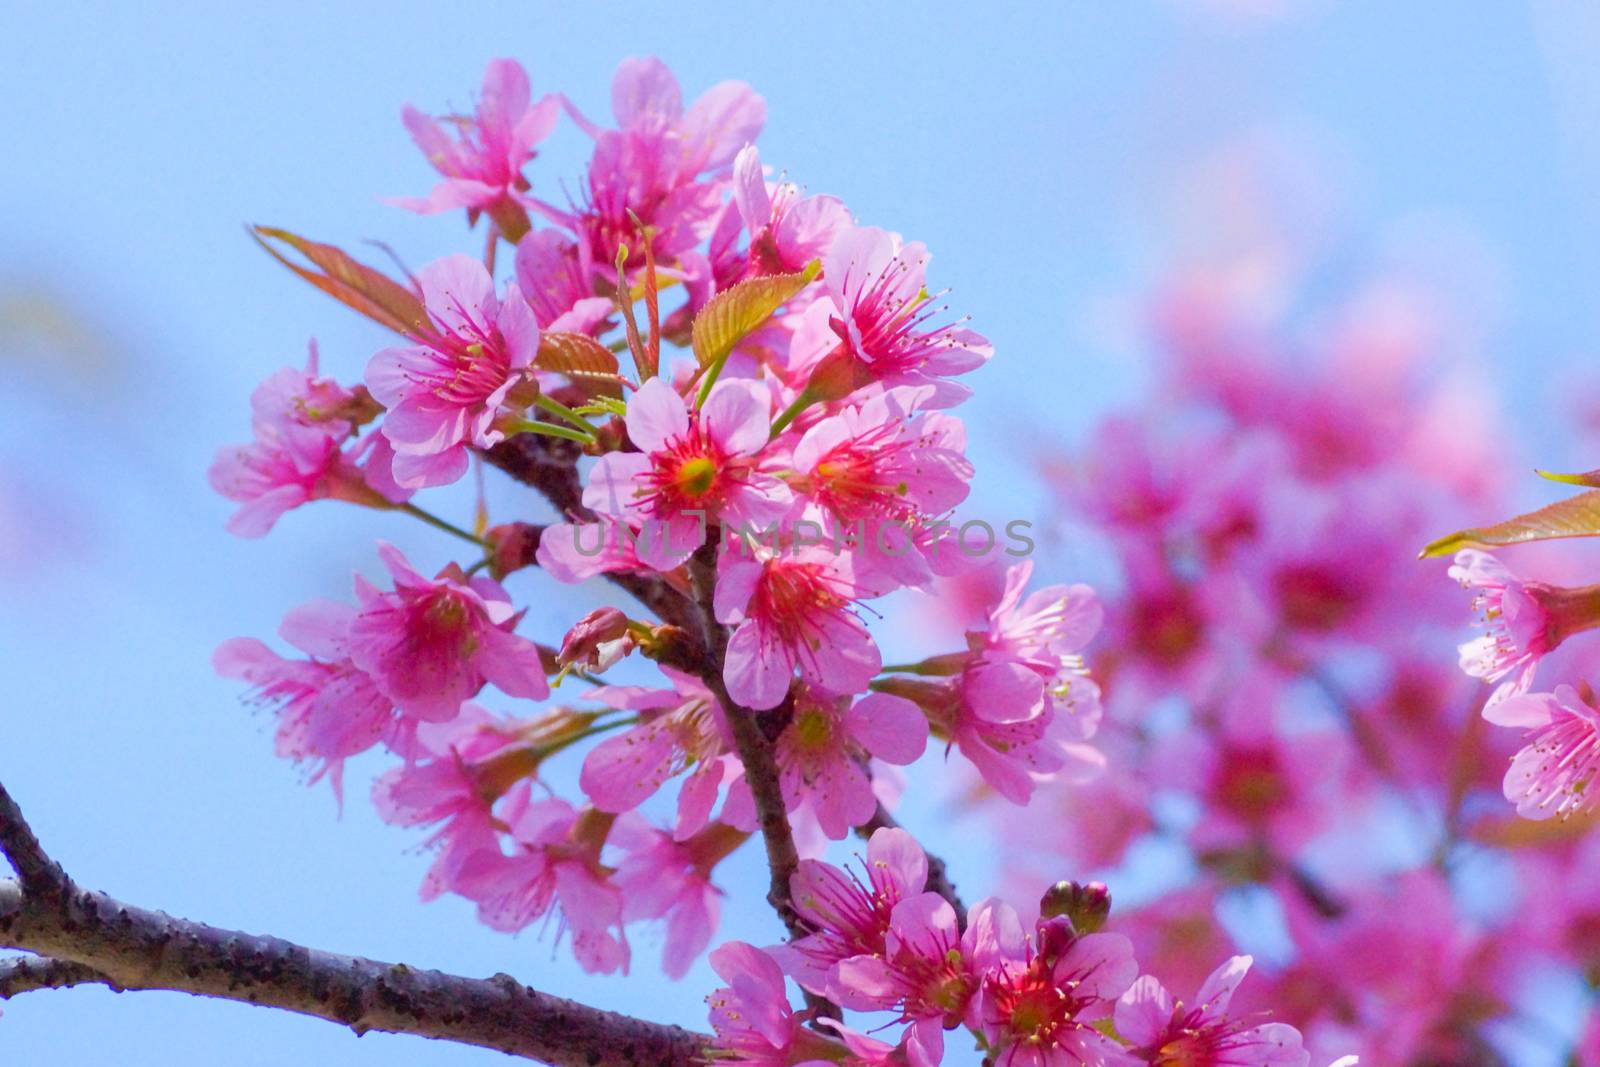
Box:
[452,795,629,974]
[833,892,981,1065]
[757,690,928,839]
[512,228,613,335]
[213,600,394,802]
[706,941,848,1065]
[770,827,929,994]
[366,254,539,488]
[584,376,791,569]
[395,58,560,220]
[210,345,400,536]
[1448,549,1555,705]
[612,819,740,979]
[1115,956,1309,1066]
[789,225,991,407]
[347,542,548,721]
[732,144,849,277]
[970,905,1141,1067]
[1485,685,1600,820]
[715,545,885,710]
[578,666,738,839]
[371,705,531,900]
[548,57,764,276]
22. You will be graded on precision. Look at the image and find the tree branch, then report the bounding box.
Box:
[857,802,967,929]
[0,784,705,1066]
[0,955,112,998]
[0,781,66,896]
[479,435,703,637]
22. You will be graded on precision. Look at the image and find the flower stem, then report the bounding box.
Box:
[508,419,596,446]
[534,394,601,436]
[400,503,488,547]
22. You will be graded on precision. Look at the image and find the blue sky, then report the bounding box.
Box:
[4,2,1600,1063]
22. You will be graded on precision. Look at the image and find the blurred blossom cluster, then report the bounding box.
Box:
[958,197,1600,1062]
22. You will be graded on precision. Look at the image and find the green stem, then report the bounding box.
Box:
[508,419,596,446]
[768,385,819,438]
[533,394,601,435]
[400,503,487,547]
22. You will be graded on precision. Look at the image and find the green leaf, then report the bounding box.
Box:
[1420,489,1600,557]
[535,331,626,398]
[1537,468,1600,487]
[251,226,429,338]
[691,260,820,372]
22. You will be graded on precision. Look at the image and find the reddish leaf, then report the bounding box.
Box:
[1421,490,1600,557]
[536,332,626,397]
[252,226,429,339]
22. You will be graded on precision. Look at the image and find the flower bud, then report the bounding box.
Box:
[486,522,545,580]
[558,607,635,673]
[1040,879,1111,933]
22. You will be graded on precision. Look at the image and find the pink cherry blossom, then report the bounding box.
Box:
[790,225,991,408]
[213,600,394,802]
[762,690,928,840]
[210,345,402,536]
[371,705,530,900]
[583,376,791,569]
[832,892,981,1065]
[512,228,614,334]
[715,545,885,710]
[612,819,737,979]
[547,57,764,277]
[732,144,849,277]
[772,826,929,995]
[395,58,559,219]
[1448,549,1553,705]
[1485,684,1600,820]
[971,907,1141,1067]
[535,519,654,583]
[578,667,738,839]
[346,542,548,721]
[706,941,847,1066]
[451,795,629,975]
[366,254,540,488]
[1115,956,1309,1066]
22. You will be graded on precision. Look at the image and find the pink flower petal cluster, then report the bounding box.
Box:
[210,343,407,536]
[367,254,539,488]
[1115,956,1308,1066]
[395,58,560,219]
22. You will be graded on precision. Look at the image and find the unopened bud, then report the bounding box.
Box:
[485,522,545,580]
[1040,880,1111,934]
[558,607,635,673]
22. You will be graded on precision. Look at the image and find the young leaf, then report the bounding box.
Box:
[1420,490,1600,557]
[1537,468,1600,487]
[252,226,429,338]
[691,259,821,371]
[536,332,626,397]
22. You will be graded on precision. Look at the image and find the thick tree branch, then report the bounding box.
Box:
[857,802,967,929]
[0,785,705,1066]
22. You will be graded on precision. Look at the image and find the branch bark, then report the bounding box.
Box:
[0,785,706,1066]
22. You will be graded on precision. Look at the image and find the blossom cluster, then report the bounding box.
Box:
[211,56,1337,1064]
[986,246,1600,1064]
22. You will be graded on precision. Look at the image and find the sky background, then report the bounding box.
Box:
[6,1,1600,1063]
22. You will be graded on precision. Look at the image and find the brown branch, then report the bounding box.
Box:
[0,781,66,896]
[479,435,702,636]
[857,802,967,930]
[683,542,838,1024]
[0,955,113,998]
[0,784,705,1066]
